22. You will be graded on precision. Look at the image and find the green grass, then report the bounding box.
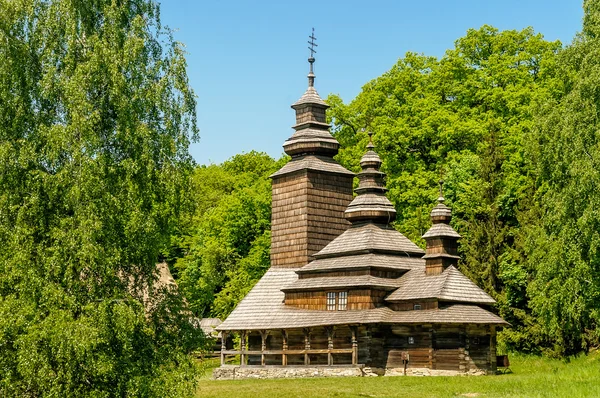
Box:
[195,351,600,398]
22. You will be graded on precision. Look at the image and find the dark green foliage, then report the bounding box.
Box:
[327,25,561,352]
[0,0,203,396]
[525,0,600,355]
[174,152,284,319]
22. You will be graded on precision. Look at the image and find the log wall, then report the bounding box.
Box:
[270,170,353,268]
[389,300,439,311]
[285,289,388,310]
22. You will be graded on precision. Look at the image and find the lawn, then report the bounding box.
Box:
[195,351,600,398]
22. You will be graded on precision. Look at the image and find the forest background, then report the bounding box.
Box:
[2,0,600,397]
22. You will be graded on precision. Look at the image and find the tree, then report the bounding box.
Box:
[174,152,283,319]
[327,25,560,352]
[0,0,202,396]
[525,0,600,356]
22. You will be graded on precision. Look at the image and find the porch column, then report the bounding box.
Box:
[327,326,334,366]
[282,330,288,366]
[303,328,311,365]
[220,331,228,366]
[260,330,268,366]
[240,330,246,366]
[351,326,358,366]
[428,328,434,369]
[490,325,497,373]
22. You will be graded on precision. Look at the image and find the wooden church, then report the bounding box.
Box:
[215,37,507,379]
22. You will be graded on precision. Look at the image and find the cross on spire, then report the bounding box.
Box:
[306,28,318,87]
[308,28,318,58]
[438,180,445,203]
[367,131,375,149]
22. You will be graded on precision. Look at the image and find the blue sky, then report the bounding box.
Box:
[159,1,583,165]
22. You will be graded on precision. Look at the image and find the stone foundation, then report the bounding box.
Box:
[212,366,487,380]
[384,367,488,377]
[213,366,369,380]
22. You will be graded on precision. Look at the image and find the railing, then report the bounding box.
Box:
[221,349,354,356]
[220,327,359,367]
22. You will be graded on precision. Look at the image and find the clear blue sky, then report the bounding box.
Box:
[159,1,583,165]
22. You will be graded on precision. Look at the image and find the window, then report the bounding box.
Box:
[338,291,348,311]
[413,304,422,310]
[408,336,415,345]
[327,292,336,311]
[326,291,348,311]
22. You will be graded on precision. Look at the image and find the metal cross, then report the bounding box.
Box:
[308,28,318,58]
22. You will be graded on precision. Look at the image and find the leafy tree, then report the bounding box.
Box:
[327,25,560,352]
[175,152,283,319]
[0,0,202,396]
[525,0,600,356]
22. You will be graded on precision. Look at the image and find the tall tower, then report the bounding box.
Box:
[422,182,461,275]
[270,30,354,268]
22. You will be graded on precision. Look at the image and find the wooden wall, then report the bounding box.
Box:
[270,170,353,268]
[270,172,310,268]
[388,300,438,311]
[285,289,388,310]
[298,269,404,279]
[305,170,353,256]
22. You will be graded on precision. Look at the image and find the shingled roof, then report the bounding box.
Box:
[270,154,354,178]
[217,268,507,331]
[313,223,425,259]
[281,274,402,292]
[297,253,424,274]
[292,85,328,107]
[386,266,496,305]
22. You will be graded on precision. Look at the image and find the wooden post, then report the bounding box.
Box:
[490,325,497,373]
[364,325,372,365]
[326,326,334,366]
[428,328,433,369]
[282,330,288,366]
[431,328,436,370]
[304,328,311,366]
[260,330,268,366]
[220,331,228,366]
[240,331,246,367]
[351,326,358,366]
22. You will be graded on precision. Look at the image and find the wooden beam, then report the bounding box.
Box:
[282,330,288,366]
[326,326,334,366]
[351,326,358,366]
[221,349,353,356]
[303,328,311,366]
[490,325,497,373]
[428,328,433,369]
[220,331,228,366]
[431,328,436,370]
[240,331,246,367]
[260,330,268,366]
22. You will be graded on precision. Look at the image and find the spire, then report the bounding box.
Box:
[344,131,397,223]
[308,27,317,88]
[422,180,461,275]
[283,29,339,157]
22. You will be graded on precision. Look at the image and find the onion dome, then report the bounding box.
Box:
[344,133,397,223]
[422,181,461,275]
[422,181,461,240]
